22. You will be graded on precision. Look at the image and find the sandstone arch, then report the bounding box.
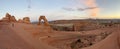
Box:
[38,16,49,26]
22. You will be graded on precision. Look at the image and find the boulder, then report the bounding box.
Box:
[23,17,31,24]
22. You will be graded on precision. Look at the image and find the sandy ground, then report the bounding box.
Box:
[0,23,34,49]
[82,27,120,49]
[39,25,120,49]
[0,22,120,49]
[0,22,57,49]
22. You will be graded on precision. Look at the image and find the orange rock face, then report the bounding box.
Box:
[10,16,17,22]
[18,19,24,23]
[1,13,17,22]
[23,17,31,24]
[38,16,49,26]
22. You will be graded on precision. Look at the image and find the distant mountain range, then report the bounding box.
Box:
[32,19,120,24]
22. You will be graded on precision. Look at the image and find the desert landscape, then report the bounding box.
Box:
[0,13,120,49]
[0,0,120,49]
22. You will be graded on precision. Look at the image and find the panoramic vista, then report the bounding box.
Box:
[0,0,120,49]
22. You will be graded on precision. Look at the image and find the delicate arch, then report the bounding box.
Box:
[38,16,49,26]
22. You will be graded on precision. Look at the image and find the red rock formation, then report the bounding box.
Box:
[18,19,24,23]
[1,13,17,22]
[5,13,11,20]
[73,22,90,31]
[23,17,31,24]
[10,16,17,22]
[38,16,49,26]
[1,13,11,22]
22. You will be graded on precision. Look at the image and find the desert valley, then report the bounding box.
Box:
[0,13,120,49]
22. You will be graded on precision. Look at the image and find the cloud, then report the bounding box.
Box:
[82,0,100,17]
[63,7,98,11]
[62,0,100,17]
[77,7,98,11]
[62,7,75,11]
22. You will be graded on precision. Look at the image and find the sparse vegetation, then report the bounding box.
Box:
[70,32,112,49]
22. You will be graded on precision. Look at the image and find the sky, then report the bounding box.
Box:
[0,0,120,22]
